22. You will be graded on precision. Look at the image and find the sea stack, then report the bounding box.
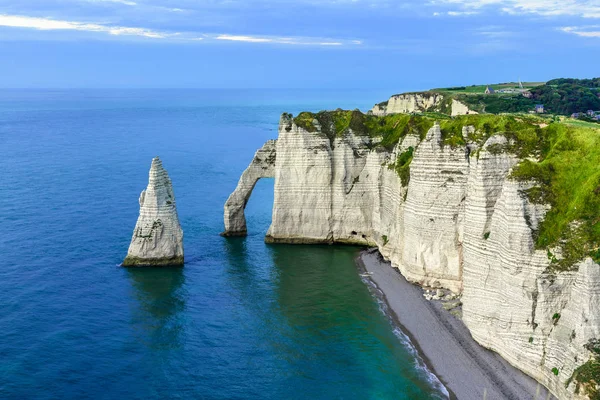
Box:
[123,157,184,267]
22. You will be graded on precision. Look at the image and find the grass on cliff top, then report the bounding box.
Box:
[440,114,600,269]
[438,114,550,154]
[292,110,435,150]
[432,82,544,94]
[511,122,600,270]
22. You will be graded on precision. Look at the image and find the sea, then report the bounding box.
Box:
[0,89,447,399]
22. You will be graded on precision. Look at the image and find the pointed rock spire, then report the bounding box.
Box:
[123,157,184,267]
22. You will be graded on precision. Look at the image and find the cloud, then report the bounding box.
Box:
[214,34,348,46]
[80,0,192,13]
[431,0,600,19]
[474,25,514,37]
[85,0,138,5]
[560,25,600,37]
[0,14,172,38]
[215,35,272,43]
[433,10,479,16]
[0,14,360,46]
[447,10,478,15]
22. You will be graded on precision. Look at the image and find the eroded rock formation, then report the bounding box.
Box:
[372,93,476,117]
[225,114,600,399]
[123,157,184,267]
[222,140,276,236]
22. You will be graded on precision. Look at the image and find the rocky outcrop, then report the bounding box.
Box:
[222,140,276,236]
[372,93,476,117]
[265,115,382,245]
[225,114,600,399]
[123,157,184,267]
[449,99,475,116]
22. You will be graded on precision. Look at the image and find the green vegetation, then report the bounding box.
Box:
[438,114,548,157]
[552,367,560,376]
[569,360,600,399]
[390,147,414,187]
[293,110,434,150]
[532,78,600,115]
[484,232,491,240]
[529,336,534,343]
[567,339,600,400]
[510,122,600,270]
[456,93,537,114]
[434,82,543,93]
[382,235,389,246]
[430,78,600,116]
[552,313,561,324]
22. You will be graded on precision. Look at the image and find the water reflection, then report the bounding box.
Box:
[268,244,363,329]
[127,267,186,350]
[221,236,269,299]
[222,237,251,274]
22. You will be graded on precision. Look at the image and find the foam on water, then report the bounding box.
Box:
[361,276,451,400]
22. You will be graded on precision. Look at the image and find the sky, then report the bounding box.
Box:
[0,0,599,89]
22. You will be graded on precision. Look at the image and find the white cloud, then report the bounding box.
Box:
[433,10,479,16]
[447,10,479,15]
[0,14,170,38]
[0,14,360,46]
[560,25,600,36]
[216,34,272,43]
[474,25,513,37]
[86,0,138,5]
[431,0,600,18]
[214,34,352,46]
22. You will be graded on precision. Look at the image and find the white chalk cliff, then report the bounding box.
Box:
[123,157,184,267]
[372,92,477,117]
[224,114,600,399]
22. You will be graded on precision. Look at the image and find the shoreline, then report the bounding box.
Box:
[356,248,555,400]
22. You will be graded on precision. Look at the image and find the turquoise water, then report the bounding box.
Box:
[0,89,446,399]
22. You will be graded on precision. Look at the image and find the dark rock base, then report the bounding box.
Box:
[122,256,184,267]
[220,231,248,237]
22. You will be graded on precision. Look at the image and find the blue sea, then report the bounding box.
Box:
[0,89,447,399]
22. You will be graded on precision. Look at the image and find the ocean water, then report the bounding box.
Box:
[0,89,446,399]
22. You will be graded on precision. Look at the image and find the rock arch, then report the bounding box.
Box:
[221,140,276,236]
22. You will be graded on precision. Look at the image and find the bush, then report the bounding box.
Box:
[552,313,561,324]
[391,147,415,186]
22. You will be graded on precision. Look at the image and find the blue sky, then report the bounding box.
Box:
[0,0,599,88]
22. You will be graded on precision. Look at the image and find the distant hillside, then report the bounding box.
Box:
[434,78,600,115]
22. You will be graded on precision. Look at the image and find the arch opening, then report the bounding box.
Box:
[222,140,276,237]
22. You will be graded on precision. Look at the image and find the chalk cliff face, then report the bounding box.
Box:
[372,93,476,117]
[123,157,184,267]
[224,114,600,400]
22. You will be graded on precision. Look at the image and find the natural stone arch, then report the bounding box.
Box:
[222,140,276,236]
